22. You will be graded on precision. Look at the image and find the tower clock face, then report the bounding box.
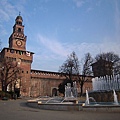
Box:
[16,40,22,46]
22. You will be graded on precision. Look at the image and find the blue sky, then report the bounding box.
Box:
[0,0,120,72]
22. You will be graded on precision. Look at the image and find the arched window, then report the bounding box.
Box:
[19,22,22,25]
[18,28,21,32]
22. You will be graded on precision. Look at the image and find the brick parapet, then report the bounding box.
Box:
[31,69,65,80]
[1,48,34,62]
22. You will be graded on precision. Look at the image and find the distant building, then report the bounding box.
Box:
[0,15,93,97]
[91,59,113,77]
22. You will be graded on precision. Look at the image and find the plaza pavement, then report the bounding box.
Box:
[0,99,120,120]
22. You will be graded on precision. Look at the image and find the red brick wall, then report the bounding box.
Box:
[30,70,93,97]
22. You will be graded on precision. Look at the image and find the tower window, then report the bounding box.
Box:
[16,21,22,25]
[18,28,21,32]
[19,22,22,25]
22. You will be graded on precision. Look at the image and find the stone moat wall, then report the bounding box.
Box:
[89,90,120,102]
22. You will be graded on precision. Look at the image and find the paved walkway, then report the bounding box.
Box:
[0,99,120,120]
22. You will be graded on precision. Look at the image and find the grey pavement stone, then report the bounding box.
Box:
[0,99,120,120]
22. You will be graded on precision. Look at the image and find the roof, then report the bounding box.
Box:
[16,15,23,21]
[91,59,113,66]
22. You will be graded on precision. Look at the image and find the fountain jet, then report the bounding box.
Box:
[113,89,119,105]
[85,90,90,105]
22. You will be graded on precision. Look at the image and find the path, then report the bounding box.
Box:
[0,99,120,120]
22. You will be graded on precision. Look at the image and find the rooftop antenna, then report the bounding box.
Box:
[19,11,21,16]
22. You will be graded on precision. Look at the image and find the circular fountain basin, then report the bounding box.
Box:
[27,97,82,111]
[27,100,82,111]
[27,97,120,111]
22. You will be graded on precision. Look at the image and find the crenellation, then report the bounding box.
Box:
[31,70,61,78]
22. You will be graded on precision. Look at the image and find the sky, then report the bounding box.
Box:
[0,0,120,72]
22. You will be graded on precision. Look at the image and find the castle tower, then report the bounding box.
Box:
[0,14,34,97]
[9,14,26,51]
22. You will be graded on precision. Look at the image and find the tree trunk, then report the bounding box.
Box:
[2,83,7,92]
[80,82,84,96]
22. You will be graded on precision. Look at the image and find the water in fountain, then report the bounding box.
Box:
[45,97,63,103]
[113,89,119,105]
[85,90,97,106]
[85,90,90,105]
[92,74,120,91]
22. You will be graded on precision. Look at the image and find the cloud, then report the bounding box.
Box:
[0,0,27,22]
[73,0,85,8]
[37,33,120,59]
[31,33,120,72]
[78,41,120,58]
[0,0,27,43]
[37,34,69,57]
[70,26,81,32]
[86,7,93,12]
[0,0,16,22]
[114,0,120,42]
[0,24,7,36]
[100,39,120,56]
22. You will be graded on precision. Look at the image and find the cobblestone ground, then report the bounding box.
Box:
[0,99,120,120]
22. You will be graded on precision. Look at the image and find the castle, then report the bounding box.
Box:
[0,15,93,97]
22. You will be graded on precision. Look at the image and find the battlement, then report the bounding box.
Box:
[31,69,65,79]
[1,48,34,62]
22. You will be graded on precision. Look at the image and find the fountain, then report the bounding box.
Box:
[84,89,120,106]
[85,90,90,105]
[27,83,120,111]
[113,89,119,105]
[27,82,82,110]
[92,74,120,91]
[84,90,97,106]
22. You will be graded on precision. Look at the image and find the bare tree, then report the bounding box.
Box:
[58,52,80,95]
[59,52,93,96]
[78,53,93,96]
[59,51,80,82]
[0,58,22,92]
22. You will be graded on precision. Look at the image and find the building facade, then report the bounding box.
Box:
[91,59,113,77]
[0,15,93,97]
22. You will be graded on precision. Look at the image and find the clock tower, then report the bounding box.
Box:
[9,14,26,51]
[0,14,34,97]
